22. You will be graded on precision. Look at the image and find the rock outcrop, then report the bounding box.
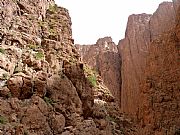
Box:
[0,0,136,134]
[118,1,177,116]
[76,37,121,106]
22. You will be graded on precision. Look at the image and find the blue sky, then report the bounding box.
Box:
[55,0,172,44]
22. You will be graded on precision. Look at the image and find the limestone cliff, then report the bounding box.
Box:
[0,0,136,134]
[76,37,121,106]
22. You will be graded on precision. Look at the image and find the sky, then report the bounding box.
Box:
[55,0,172,44]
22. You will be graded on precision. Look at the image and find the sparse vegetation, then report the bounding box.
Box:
[7,92,12,98]
[35,51,44,60]
[106,115,116,122]
[83,65,98,87]
[12,0,17,3]
[87,74,97,87]
[0,116,7,124]
[49,28,57,36]
[2,73,8,80]
[38,21,46,28]
[48,4,58,13]
[0,48,5,54]
[44,97,54,105]
[24,130,29,135]
[14,66,22,73]
[29,44,37,50]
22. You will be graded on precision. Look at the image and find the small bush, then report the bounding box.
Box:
[35,51,44,60]
[48,4,58,13]
[38,21,46,28]
[88,75,97,87]
[0,48,5,54]
[44,97,54,105]
[49,28,57,36]
[0,116,7,124]
[29,44,37,50]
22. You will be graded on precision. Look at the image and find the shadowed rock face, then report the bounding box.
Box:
[76,37,122,106]
[118,1,177,116]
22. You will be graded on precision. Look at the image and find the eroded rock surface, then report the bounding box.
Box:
[76,37,121,106]
[0,0,136,134]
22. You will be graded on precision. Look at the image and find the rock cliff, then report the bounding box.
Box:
[0,0,136,134]
[76,37,121,106]
[138,1,180,134]
[118,1,177,116]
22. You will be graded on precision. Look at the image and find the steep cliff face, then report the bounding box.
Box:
[0,0,136,134]
[138,1,180,134]
[76,37,121,106]
[118,2,176,116]
[118,13,151,115]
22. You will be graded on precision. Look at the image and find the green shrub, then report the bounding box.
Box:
[0,116,7,124]
[88,74,97,87]
[29,44,37,50]
[44,97,54,105]
[48,4,58,13]
[38,21,46,28]
[0,48,5,54]
[49,28,57,36]
[35,51,44,60]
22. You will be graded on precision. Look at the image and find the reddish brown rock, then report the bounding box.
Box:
[7,73,33,99]
[33,71,48,97]
[118,2,176,116]
[76,37,121,106]
[62,61,94,119]
[47,74,82,116]
[137,1,180,134]
[118,13,151,116]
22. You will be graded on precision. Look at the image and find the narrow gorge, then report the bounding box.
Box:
[76,0,180,134]
[0,0,179,135]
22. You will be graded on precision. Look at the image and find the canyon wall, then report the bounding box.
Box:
[76,37,122,105]
[138,1,180,134]
[118,2,177,116]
